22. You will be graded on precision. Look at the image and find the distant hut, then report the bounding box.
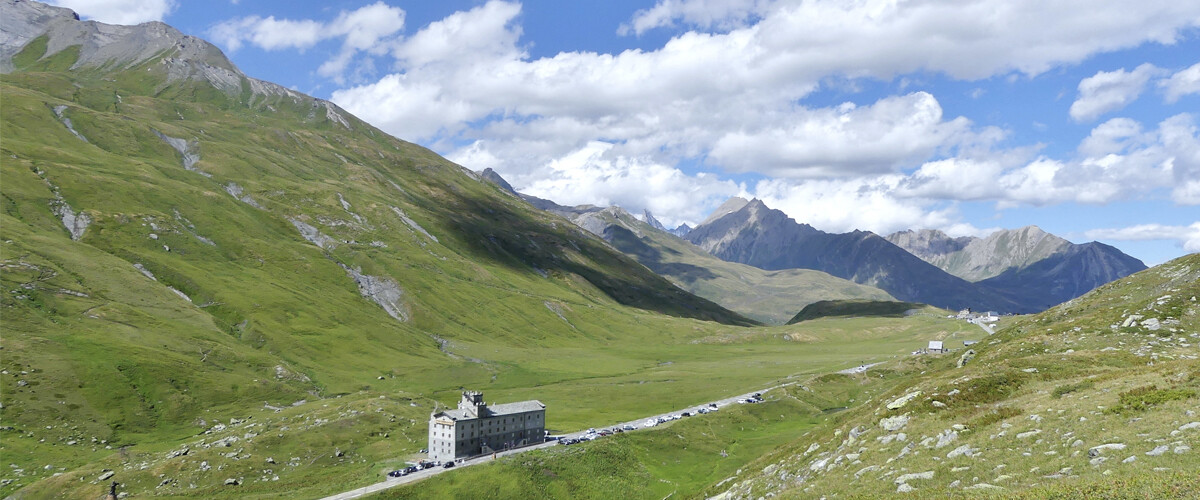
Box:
[928,340,946,353]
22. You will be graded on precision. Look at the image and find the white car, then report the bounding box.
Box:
[643,419,657,428]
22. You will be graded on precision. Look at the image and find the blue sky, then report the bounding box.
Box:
[51,0,1200,265]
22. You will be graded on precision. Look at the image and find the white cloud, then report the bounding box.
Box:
[499,142,744,228]
[209,16,324,52]
[1160,62,1200,103]
[209,2,404,82]
[707,92,988,177]
[1069,63,1164,122]
[323,1,1200,241]
[752,176,971,236]
[621,0,773,35]
[49,0,174,25]
[900,114,1200,207]
[1085,223,1200,252]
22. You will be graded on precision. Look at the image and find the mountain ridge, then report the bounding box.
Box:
[475,172,896,323]
[684,197,1022,312]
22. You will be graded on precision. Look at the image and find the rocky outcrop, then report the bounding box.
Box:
[340,264,408,322]
[223,183,263,209]
[153,130,203,174]
[288,218,336,250]
[51,105,87,142]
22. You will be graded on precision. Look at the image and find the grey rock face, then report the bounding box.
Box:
[51,198,90,240]
[340,265,409,322]
[288,218,336,250]
[153,130,203,174]
[479,168,517,194]
[2,0,353,126]
[51,105,87,142]
[224,183,263,209]
[642,209,667,231]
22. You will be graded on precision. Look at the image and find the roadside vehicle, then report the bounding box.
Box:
[444,461,455,469]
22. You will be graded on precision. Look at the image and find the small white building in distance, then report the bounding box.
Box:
[928,340,946,353]
[428,391,546,462]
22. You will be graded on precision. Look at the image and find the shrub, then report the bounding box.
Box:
[970,406,1024,428]
[1107,385,1197,414]
[1052,381,1094,398]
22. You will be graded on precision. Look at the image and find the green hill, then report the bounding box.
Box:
[705,253,1200,498]
[786,299,935,324]
[0,4,769,496]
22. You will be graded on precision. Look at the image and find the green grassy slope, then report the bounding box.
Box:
[577,208,894,325]
[0,28,763,497]
[707,253,1200,498]
[786,300,935,324]
[370,314,977,500]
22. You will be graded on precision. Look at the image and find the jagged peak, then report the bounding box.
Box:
[642,209,667,231]
[479,168,517,195]
[700,197,750,226]
[2,0,237,74]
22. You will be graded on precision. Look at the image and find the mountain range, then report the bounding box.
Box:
[683,197,1145,313]
[479,172,892,324]
[487,167,1147,315]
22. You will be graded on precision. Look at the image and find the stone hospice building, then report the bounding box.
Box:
[428,391,546,462]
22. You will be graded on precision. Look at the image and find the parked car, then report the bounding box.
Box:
[443,461,455,469]
[387,469,405,478]
[405,465,419,474]
[697,407,709,414]
[623,424,636,431]
[681,411,691,417]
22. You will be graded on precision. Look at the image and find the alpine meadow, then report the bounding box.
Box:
[1,1,1198,499]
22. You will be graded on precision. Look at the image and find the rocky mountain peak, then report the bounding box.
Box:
[885,228,971,259]
[480,168,517,195]
[670,223,692,238]
[700,197,751,226]
[1,0,349,123]
[642,209,667,231]
[2,0,235,75]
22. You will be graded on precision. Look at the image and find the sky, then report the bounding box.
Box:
[48,0,1200,265]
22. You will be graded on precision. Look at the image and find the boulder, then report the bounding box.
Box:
[880,415,910,432]
[1088,443,1126,458]
[888,391,922,410]
[895,471,934,484]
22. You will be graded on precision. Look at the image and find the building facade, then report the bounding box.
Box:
[428,391,546,462]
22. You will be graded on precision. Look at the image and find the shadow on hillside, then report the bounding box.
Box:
[436,187,755,327]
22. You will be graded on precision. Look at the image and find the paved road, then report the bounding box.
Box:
[975,320,995,335]
[318,382,796,500]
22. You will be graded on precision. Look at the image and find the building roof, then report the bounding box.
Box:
[928,340,944,350]
[432,400,545,422]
